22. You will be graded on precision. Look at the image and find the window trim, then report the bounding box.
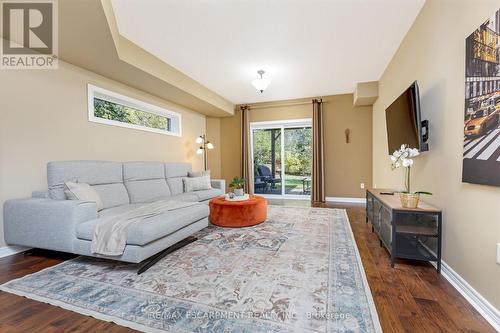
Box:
[249,118,312,130]
[87,84,182,137]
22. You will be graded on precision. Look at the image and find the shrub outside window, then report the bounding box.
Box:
[87,84,181,136]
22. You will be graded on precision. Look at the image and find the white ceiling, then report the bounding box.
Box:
[112,0,425,105]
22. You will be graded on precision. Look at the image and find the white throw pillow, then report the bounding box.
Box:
[183,175,211,192]
[64,181,104,211]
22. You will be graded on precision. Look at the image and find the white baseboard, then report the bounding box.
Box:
[0,246,30,258]
[440,261,500,332]
[325,196,365,204]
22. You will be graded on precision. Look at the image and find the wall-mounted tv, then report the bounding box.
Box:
[385,81,429,154]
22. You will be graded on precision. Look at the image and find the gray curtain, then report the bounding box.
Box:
[240,106,254,195]
[312,99,325,203]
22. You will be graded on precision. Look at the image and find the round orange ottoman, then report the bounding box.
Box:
[209,195,267,227]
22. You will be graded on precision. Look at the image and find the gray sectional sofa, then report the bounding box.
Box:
[3,161,225,263]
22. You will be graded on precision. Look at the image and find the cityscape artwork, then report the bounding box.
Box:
[463,8,500,187]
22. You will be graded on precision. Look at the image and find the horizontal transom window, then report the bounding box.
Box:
[87,84,182,136]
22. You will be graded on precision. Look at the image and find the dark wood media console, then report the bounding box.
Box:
[366,188,442,273]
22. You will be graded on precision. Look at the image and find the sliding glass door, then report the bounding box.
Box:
[252,128,283,195]
[251,119,312,198]
[284,126,312,195]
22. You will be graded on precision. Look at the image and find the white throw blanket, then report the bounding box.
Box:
[91,200,198,256]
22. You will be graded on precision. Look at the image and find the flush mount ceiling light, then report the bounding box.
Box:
[251,70,271,93]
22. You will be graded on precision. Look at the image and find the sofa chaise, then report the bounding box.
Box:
[4,161,225,267]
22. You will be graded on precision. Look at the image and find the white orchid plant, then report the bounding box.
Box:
[390,144,431,195]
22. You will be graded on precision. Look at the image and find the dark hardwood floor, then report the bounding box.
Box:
[0,201,495,332]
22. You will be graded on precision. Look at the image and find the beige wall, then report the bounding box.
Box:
[206,117,221,178]
[323,94,372,198]
[0,60,206,248]
[216,94,372,197]
[372,0,500,309]
[249,101,312,122]
[220,110,242,191]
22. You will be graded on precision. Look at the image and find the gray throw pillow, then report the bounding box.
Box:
[183,175,211,192]
[188,170,210,178]
[64,181,104,211]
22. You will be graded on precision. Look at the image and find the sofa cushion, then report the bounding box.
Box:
[76,203,209,246]
[123,162,166,181]
[168,193,199,202]
[192,188,224,201]
[165,163,191,178]
[92,183,130,209]
[166,177,184,195]
[48,161,124,200]
[99,203,143,218]
[123,162,171,203]
[125,179,171,203]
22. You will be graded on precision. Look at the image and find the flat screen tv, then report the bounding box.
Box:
[385,81,428,154]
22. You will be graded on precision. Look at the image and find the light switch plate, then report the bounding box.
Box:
[360,183,365,189]
[497,243,500,265]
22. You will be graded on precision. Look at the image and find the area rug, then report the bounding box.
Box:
[0,206,381,333]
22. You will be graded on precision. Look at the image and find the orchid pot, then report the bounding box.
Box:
[398,192,420,209]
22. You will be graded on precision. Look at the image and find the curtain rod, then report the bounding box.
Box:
[242,99,327,110]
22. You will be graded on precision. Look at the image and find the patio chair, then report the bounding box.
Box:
[257,165,281,189]
[254,175,268,193]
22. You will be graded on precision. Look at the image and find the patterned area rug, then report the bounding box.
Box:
[1,206,381,333]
